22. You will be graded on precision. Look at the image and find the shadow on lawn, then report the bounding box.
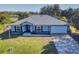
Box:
[0,30,20,40]
[71,34,79,44]
[41,41,58,54]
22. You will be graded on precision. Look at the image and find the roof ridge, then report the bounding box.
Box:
[11,15,68,25]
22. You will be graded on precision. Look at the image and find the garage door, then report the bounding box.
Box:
[51,26,68,34]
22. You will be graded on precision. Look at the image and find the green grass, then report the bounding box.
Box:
[0,23,4,34]
[10,18,18,22]
[0,23,52,54]
[0,37,52,54]
[70,26,79,34]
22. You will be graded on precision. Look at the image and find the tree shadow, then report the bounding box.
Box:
[0,30,20,40]
[71,34,79,44]
[41,41,58,54]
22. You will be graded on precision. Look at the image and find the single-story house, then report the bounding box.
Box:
[10,15,69,35]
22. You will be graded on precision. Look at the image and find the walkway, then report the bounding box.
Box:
[23,33,51,37]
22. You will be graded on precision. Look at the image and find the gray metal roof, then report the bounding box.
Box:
[11,15,68,25]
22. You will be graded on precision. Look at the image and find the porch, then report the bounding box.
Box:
[22,32,51,37]
[10,24,51,35]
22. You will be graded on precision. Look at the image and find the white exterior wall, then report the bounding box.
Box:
[30,25,50,32]
[22,26,26,32]
[42,26,49,31]
[51,26,68,34]
[21,25,35,32]
[30,25,35,32]
[11,26,15,31]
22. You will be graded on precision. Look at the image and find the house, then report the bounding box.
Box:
[10,15,69,35]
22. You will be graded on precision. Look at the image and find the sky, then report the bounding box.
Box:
[0,4,79,12]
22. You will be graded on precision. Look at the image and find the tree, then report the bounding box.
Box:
[53,4,61,16]
[61,8,73,19]
[0,14,11,24]
[61,8,74,24]
[40,5,54,16]
[40,4,61,17]
[16,12,29,20]
[69,8,79,29]
[67,8,73,19]
[72,18,79,29]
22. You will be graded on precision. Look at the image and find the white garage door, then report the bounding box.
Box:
[51,26,68,34]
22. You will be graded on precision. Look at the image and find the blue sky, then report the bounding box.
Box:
[0,4,79,12]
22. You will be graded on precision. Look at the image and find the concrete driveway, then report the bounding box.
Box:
[52,35,79,54]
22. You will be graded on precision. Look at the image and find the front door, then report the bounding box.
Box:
[25,25,30,32]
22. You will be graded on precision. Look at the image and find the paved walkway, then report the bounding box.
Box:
[23,33,51,37]
[53,35,79,54]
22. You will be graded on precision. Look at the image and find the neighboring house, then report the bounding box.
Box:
[10,15,69,35]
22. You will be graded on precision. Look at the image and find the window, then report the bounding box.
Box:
[11,26,15,31]
[15,26,21,32]
[35,25,42,32]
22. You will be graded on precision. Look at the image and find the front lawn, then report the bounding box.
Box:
[0,37,52,54]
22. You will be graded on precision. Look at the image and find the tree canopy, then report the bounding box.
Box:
[40,4,61,17]
[40,5,79,29]
[0,4,79,29]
